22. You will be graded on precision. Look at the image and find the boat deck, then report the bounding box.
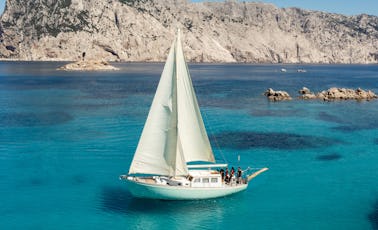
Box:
[128,176,246,188]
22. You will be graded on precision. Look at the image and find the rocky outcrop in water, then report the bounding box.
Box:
[317,87,378,101]
[298,87,317,99]
[1,0,378,63]
[264,88,292,101]
[298,87,378,101]
[58,60,119,71]
[267,87,377,101]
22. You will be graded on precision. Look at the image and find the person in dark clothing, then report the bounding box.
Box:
[237,167,242,184]
[220,169,225,182]
[225,168,230,183]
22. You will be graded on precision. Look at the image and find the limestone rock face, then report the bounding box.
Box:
[264,88,292,101]
[1,0,378,63]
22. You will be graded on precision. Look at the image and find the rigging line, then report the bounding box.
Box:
[201,108,228,164]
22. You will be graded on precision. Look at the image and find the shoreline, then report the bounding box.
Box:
[0,59,377,66]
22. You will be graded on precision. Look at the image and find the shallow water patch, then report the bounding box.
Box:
[29,177,48,186]
[99,186,178,214]
[71,102,123,112]
[201,97,252,110]
[211,131,342,150]
[0,112,73,127]
[99,185,226,216]
[100,185,179,214]
[80,79,156,100]
[332,124,378,132]
[251,109,300,117]
[317,112,345,124]
[100,186,131,214]
[318,111,378,132]
[71,174,87,186]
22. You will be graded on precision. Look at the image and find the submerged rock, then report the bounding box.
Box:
[264,88,292,101]
[58,60,119,71]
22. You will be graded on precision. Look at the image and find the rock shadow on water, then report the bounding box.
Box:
[316,153,342,161]
[0,111,73,127]
[211,131,342,150]
[369,199,378,230]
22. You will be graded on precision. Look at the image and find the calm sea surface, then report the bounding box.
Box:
[0,62,377,230]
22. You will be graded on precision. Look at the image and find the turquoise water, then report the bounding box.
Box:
[0,62,377,229]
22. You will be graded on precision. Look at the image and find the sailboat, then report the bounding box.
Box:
[120,29,268,200]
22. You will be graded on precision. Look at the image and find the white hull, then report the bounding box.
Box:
[125,178,248,200]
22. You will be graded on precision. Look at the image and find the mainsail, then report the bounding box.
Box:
[128,30,215,177]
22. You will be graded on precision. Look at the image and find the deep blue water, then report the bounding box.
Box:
[0,62,377,229]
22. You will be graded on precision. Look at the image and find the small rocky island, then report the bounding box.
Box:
[58,60,119,71]
[300,87,378,101]
[265,87,377,101]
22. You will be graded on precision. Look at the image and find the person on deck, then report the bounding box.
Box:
[237,167,242,184]
[225,168,230,183]
[220,169,225,182]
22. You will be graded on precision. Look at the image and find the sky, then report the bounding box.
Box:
[193,0,378,16]
[259,0,378,16]
[0,0,4,14]
[0,0,377,16]
[198,0,378,16]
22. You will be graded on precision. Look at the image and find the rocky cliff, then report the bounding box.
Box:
[1,0,378,63]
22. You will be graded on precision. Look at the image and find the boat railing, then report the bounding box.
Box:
[187,163,228,169]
